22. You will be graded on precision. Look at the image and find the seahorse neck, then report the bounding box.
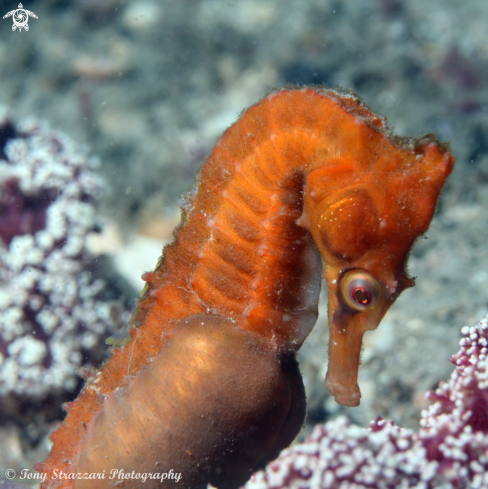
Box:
[180,149,328,350]
[140,90,348,350]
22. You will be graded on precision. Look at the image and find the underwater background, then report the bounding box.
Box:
[0,0,487,486]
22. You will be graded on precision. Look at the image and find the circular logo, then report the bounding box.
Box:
[13,9,28,29]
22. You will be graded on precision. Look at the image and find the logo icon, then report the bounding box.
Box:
[3,3,38,32]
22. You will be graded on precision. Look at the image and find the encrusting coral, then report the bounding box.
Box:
[245,315,488,489]
[0,107,128,415]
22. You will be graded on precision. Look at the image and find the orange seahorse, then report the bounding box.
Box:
[36,87,454,489]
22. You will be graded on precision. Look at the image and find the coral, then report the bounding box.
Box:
[0,107,127,413]
[245,315,488,489]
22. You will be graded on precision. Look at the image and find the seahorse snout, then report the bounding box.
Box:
[325,379,361,408]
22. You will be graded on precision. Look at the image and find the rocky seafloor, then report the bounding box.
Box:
[1,0,488,487]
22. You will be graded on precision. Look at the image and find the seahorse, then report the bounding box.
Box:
[36,87,454,489]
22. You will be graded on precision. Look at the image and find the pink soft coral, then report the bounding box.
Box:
[245,315,488,488]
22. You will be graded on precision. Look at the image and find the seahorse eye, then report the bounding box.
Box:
[341,270,382,311]
[352,287,371,305]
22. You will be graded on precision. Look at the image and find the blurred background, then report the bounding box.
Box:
[1,0,488,485]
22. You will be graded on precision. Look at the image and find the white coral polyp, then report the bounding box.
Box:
[8,336,47,366]
[0,114,124,403]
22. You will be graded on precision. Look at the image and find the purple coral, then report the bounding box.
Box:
[245,315,488,489]
[0,107,127,412]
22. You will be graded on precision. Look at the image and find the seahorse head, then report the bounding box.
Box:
[304,129,454,407]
